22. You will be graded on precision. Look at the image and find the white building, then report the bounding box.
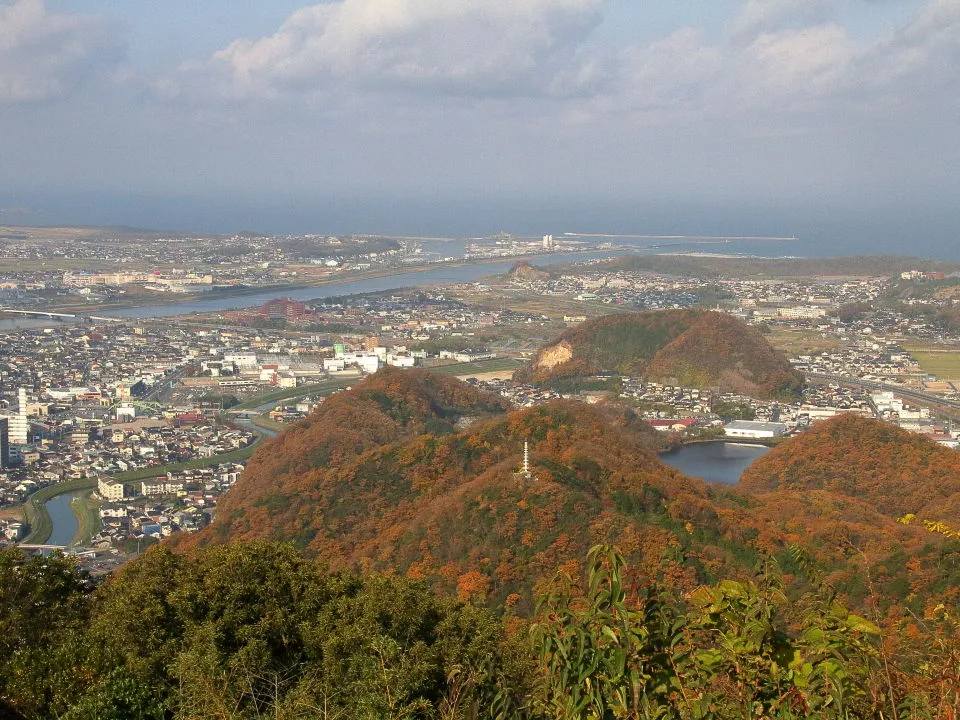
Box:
[778,306,828,319]
[224,353,258,372]
[7,388,28,445]
[98,477,130,502]
[724,420,788,439]
[4,522,26,541]
[386,354,416,368]
[335,351,381,374]
[115,405,137,422]
[141,477,186,497]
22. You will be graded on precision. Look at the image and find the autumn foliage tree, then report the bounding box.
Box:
[515,310,803,400]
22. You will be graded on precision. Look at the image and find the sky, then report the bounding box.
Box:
[0,0,958,255]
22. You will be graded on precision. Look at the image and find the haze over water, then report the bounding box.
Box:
[23,192,958,262]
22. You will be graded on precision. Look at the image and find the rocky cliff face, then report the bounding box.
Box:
[509,261,550,282]
[534,341,574,372]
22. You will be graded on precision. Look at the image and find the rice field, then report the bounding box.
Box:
[907,349,960,381]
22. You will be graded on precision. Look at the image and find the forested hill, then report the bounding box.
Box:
[179,374,719,608]
[6,372,956,718]
[740,414,960,522]
[514,309,804,399]
[175,370,958,619]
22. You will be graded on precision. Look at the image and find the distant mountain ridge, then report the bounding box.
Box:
[515,309,804,399]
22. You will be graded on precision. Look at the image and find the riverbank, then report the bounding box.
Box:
[671,436,784,448]
[13,376,346,546]
[21,477,98,544]
[72,491,102,546]
[46,249,617,315]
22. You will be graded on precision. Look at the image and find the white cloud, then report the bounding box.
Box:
[614,28,722,114]
[182,0,605,100]
[604,0,960,123]
[734,24,856,104]
[731,0,832,37]
[858,0,960,90]
[0,0,122,104]
[170,0,959,126]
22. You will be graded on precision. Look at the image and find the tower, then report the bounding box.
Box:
[513,440,533,485]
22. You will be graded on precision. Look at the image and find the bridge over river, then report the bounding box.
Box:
[0,308,122,322]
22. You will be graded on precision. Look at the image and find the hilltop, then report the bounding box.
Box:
[508,260,550,282]
[740,414,960,522]
[515,309,804,399]
[176,369,958,616]
[182,372,717,606]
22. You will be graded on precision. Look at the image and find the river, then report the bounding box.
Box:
[660,442,769,485]
[236,419,279,438]
[106,250,624,319]
[44,490,85,546]
[26,246,756,543]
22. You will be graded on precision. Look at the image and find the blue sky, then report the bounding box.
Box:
[1,0,957,251]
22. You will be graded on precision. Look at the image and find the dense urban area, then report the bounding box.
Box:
[2,230,960,574]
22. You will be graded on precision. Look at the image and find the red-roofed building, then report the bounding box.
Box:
[261,297,307,322]
[647,418,697,433]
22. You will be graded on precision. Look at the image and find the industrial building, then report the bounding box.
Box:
[723,420,788,439]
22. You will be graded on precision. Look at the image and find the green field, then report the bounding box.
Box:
[71,491,102,546]
[907,349,960,381]
[428,357,526,376]
[249,415,285,431]
[233,379,354,410]
[767,327,841,356]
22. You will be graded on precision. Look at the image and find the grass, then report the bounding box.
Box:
[766,327,841,356]
[71,491,102,546]
[428,358,526,376]
[233,379,354,410]
[249,416,285,431]
[906,350,960,381]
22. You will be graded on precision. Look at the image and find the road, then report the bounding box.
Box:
[804,372,960,412]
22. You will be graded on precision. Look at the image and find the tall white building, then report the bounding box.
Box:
[7,388,28,445]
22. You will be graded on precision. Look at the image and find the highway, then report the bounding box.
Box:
[804,372,960,412]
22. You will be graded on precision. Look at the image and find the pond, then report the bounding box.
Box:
[660,442,770,485]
